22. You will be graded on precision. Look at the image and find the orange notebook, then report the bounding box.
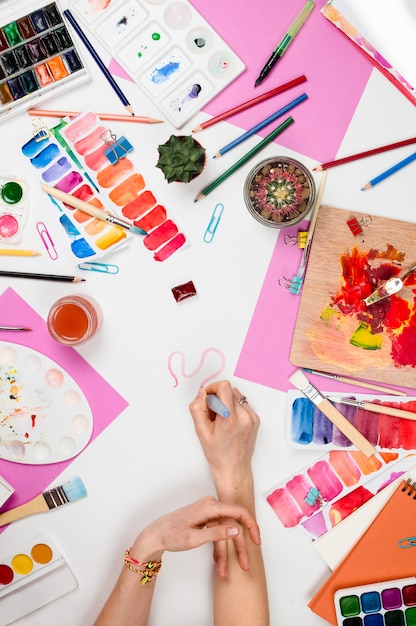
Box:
[308,477,416,625]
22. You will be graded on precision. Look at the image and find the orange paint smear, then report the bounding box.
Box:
[97,159,134,188]
[109,173,145,206]
[135,205,167,232]
[122,190,156,219]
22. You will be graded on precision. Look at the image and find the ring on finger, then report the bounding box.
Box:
[238,396,248,405]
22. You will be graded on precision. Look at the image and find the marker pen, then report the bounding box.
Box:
[206,394,231,417]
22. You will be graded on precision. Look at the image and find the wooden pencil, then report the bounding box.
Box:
[314,137,416,171]
[192,75,306,132]
[28,109,163,124]
[361,151,416,190]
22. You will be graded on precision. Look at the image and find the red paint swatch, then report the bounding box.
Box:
[135,205,167,232]
[122,190,156,219]
[154,233,186,262]
[144,219,178,251]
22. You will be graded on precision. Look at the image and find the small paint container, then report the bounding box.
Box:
[0,174,29,243]
[0,474,14,508]
[47,294,103,346]
[0,534,78,625]
[243,157,316,229]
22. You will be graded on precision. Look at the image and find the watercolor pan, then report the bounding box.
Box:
[0,474,14,508]
[0,341,93,465]
[0,0,89,121]
[71,0,245,127]
[264,449,416,539]
[0,172,28,243]
[287,391,416,453]
[334,577,416,626]
[0,533,78,625]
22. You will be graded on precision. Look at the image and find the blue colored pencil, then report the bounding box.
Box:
[63,10,134,115]
[214,93,307,158]
[361,150,416,190]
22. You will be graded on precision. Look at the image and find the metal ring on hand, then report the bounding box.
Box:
[238,396,248,405]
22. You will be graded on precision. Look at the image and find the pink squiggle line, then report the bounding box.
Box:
[167,348,226,388]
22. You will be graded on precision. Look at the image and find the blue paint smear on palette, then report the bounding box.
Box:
[30,143,60,168]
[22,135,50,158]
[151,61,180,84]
[59,214,80,237]
[71,237,95,258]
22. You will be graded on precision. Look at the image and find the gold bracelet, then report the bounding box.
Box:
[123,548,162,585]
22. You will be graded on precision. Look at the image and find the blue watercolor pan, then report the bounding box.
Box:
[0,0,89,121]
[334,577,416,625]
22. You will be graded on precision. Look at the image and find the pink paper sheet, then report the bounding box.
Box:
[0,287,128,524]
[109,0,372,162]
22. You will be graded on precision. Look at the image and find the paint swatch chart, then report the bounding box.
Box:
[70,0,246,127]
[0,1,89,121]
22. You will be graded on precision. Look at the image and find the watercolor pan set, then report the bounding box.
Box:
[54,110,186,261]
[0,172,28,243]
[0,534,78,625]
[287,391,416,452]
[0,341,93,465]
[334,577,416,626]
[265,449,416,538]
[0,0,89,121]
[70,0,246,127]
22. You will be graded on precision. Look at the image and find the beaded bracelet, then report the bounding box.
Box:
[123,548,162,585]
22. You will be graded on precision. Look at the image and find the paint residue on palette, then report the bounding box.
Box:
[0,342,93,464]
[264,450,415,538]
[289,392,416,451]
[308,245,416,369]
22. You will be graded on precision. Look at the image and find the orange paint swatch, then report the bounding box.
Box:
[109,173,145,206]
[122,190,156,219]
[328,451,361,487]
[97,159,134,188]
[135,205,167,231]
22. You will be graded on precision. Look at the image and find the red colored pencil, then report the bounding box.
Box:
[314,137,416,171]
[191,75,306,132]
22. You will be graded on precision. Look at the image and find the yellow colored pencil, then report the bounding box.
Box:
[0,249,41,257]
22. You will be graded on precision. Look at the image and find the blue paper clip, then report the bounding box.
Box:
[78,261,119,274]
[203,203,224,243]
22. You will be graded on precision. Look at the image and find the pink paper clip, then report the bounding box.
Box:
[36,221,58,260]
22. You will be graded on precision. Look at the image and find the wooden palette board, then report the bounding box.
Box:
[290,205,416,389]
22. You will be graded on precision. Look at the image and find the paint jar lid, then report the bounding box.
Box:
[2,181,23,204]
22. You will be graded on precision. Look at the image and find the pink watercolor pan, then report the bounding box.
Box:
[0,534,78,626]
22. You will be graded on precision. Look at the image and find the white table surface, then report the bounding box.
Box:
[1,9,416,626]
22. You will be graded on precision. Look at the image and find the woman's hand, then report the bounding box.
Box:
[129,496,261,576]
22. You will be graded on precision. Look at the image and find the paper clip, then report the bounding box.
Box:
[347,214,372,237]
[278,275,303,295]
[284,232,308,248]
[304,487,326,507]
[36,221,58,260]
[77,261,119,274]
[203,203,224,243]
[101,129,133,164]
[32,118,50,142]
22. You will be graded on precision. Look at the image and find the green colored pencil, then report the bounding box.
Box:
[194,116,294,201]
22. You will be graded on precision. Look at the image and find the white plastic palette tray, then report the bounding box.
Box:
[0,341,93,464]
[71,0,246,127]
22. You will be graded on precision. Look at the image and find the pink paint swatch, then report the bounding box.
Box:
[154,233,186,261]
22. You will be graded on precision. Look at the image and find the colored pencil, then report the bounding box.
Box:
[0,477,87,526]
[194,117,294,202]
[63,10,134,116]
[289,369,376,457]
[297,169,328,275]
[328,397,416,422]
[0,271,85,283]
[41,184,147,235]
[302,368,407,397]
[192,75,306,132]
[214,93,307,158]
[28,109,163,124]
[314,137,416,171]
[0,249,41,256]
[0,326,32,331]
[361,151,416,190]
[255,0,315,87]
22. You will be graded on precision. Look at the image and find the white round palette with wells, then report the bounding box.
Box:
[0,342,93,464]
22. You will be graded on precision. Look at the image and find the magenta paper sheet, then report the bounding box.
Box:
[0,287,128,528]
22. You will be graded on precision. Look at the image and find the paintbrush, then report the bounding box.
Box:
[41,184,147,235]
[328,396,416,421]
[0,476,87,527]
[302,368,407,397]
[289,369,376,458]
[0,326,32,331]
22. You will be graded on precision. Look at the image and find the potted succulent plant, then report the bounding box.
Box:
[156,134,206,183]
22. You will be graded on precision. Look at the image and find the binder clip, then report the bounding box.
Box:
[304,487,326,507]
[278,274,303,295]
[101,129,133,164]
[347,214,372,237]
[283,231,308,248]
[32,118,50,142]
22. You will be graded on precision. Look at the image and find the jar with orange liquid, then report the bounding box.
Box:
[47,294,102,346]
